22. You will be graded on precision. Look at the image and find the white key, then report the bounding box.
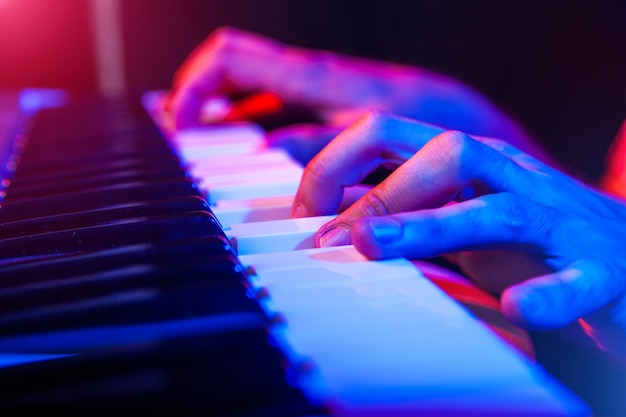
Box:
[187,149,298,174]
[171,123,264,148]
[212,195,294,229]
[202,175,302,204]
[171,122,266,161]
[240,246,589,416]
[193,165,302,188]
[228,215,335,255]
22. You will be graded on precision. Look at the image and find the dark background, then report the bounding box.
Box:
[1,0,625,181]
[1,1,626,413]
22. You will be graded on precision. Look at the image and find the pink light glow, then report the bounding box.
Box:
[0,0,97,91]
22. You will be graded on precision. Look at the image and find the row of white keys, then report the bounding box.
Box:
[240,246,587,416]
[157,101,589,416]
[172,124,304,207]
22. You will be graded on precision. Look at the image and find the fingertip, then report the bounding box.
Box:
[350,217,402,259]
[317,225,351,248]
[170,87,205,131]
[501,284,560,331]
[351,219,382,258]
[501,285,540,329]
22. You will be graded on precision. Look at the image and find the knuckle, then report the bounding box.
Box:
[207,27,236,54]
[495,194,556,243]
[209,26,240,44]
[355,109,394,132]
[429,130,475,165]
[361,188,394,217]
[302,153,331,185]
[496,193,532,239]
[422,215,446,240]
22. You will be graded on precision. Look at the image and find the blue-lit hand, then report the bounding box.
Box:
[292,110,626,359]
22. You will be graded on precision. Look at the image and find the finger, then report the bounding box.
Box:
[501,258,625,330]
[345,193,556,257]
[291,111,445,218]
[168,27,398,130]
[169,27,285,129]
[315,130,536,246]
[265,124,343,166]
[456,250,554,294]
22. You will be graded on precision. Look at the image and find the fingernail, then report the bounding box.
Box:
[318,226,351,247]
[368,218,402,244]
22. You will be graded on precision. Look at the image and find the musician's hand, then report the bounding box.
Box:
[292,110,626,359]
[167,26,550,164]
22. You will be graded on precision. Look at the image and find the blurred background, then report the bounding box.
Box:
[1,0,625,180]
[1,0,626,414]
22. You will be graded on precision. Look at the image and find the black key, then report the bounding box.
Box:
[6,165,188,199]
[0,179,202,221]
[8,154,181,187]
[0,264,262,337]
[0,234,236,288]
[0,211,223,260]
[0,329,320,416]
[0,196,210,239]
[0,236,241,295]
[0,259,263,336]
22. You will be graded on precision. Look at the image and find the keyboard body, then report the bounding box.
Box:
[0,91,590,416]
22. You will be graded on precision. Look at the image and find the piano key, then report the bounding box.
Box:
[0,327,319,416]
[240,245,588,416]
[0,196,210,239]
[203,176,301,204]
[228,215,336,255]
[0,254,245,312]
[0,179,201,221]
[171,123,264,149]
[171,124,265,164]
[212,195,294,229]
[0,262,262,336]
[185,148,298,171]
[195,164,302,189]
[0,211,223,260]
[0,235,236,288]
[7,154,181,186]
[5,165,189,199]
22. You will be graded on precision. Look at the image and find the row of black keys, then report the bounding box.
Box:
[0,97,320,416]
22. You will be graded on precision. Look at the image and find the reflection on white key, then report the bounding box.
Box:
[203,176,302,204]
[195,165,302,187]
[172,123,266,161]
[188,150,298,174]
[240,246,589,417]
[212,195,294,229]
[172,123,264,147]
[229,215,335,255]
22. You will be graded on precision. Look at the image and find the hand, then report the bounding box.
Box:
[292,110,626,359]
[167,26,550,164]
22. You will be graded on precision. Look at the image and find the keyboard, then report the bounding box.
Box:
[0,91,590,416]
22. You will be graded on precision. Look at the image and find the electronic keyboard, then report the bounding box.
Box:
[0,90,590,416]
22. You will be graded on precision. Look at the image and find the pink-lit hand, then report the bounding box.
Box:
[167,27,549,164]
